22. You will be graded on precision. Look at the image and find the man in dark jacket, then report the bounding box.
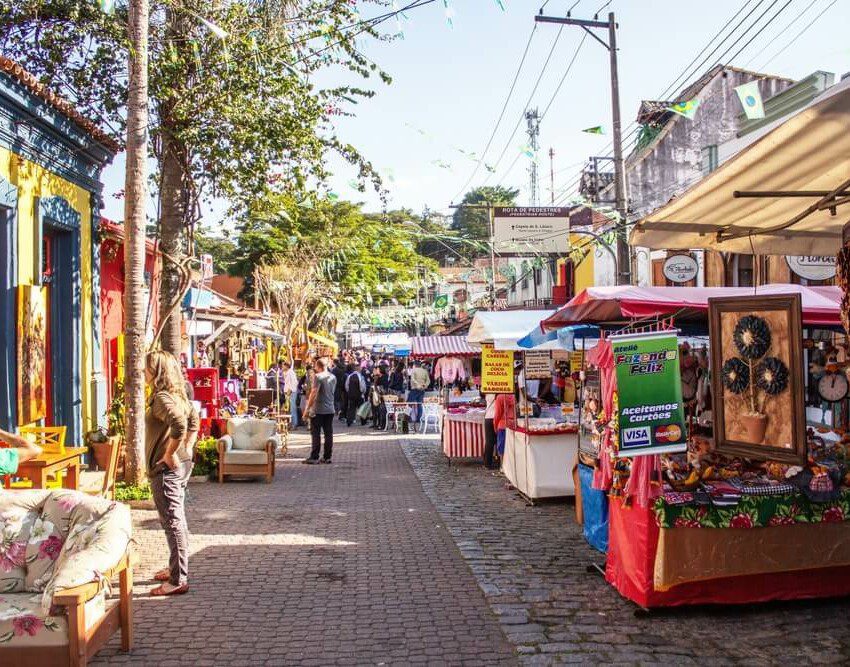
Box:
[331,359,347,421]
[345,364,366,427]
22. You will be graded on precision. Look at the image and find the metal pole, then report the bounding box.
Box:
[488,205,497,306]
[608,12,630,285]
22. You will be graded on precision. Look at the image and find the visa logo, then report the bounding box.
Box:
[623,427,651,447]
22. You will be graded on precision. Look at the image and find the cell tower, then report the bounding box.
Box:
[525,108,541,206]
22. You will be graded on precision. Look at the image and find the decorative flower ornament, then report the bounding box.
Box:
[733,315,771,359]
[755,356,789,395]
[721,358,749,394]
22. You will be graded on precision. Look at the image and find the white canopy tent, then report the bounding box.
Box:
[467,310,557,350]
[631,76,850,255]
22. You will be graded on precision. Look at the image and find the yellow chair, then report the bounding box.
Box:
[9,426,67,489]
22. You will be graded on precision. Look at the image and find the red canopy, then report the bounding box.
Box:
[542,284,842,330]
[410,335,479,358]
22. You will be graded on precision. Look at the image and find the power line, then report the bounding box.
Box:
[540,32,588,120]
[724,0,798,65]
[759,0,837,69]
[450,24,538,203]
[481,26,566,187]
[742,0,819,68]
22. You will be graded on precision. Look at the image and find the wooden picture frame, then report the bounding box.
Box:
[708,294,805,465]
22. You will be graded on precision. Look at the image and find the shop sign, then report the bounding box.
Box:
[523,351,552,379]
[493,206,570,255]
[662,254,698,283]
[481,343,515,394]
[611,331,687,457]
[569,350,584,373]
[785,255,836,282]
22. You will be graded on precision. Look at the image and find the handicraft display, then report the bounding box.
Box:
[709,294,805,464]
[17,284,48,424]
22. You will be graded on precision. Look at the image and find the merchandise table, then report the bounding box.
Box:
[605,499,850,608]
[442,410,486,459]
[502,426,579,500]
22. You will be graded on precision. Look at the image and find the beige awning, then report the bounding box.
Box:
[630,77,850,255]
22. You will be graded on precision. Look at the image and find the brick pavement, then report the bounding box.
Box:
[94,426,517,666]
[402,436,850,665]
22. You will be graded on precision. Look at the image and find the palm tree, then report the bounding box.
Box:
[123,0,150,485]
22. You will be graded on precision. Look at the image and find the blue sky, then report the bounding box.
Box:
[100,0,850,227]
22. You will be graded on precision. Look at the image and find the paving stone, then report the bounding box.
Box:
[92,427,517,666]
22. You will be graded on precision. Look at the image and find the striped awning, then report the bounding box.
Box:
[410,335,479,358]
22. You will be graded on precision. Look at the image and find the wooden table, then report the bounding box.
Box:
[8,447,87,490]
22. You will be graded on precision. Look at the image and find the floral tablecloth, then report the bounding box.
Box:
[655,488,850,529]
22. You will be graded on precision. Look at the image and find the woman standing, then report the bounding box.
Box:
[145,350,199,596]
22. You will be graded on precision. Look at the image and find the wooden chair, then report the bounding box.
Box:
[80,436,121,500]
[9,426,67,489]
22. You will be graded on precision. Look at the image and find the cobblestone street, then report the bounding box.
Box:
[94,427,850,665]
[403,436,850,665]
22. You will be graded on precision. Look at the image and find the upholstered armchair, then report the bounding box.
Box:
[0,489,134,667]
[216,419,280,483]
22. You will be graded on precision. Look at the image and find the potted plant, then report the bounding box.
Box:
[92,380,127,472]
[721,315,789,444]
[191,437,219,482]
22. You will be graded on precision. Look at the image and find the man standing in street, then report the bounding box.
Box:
[282,361,299,429]
[303,358,337,464]
[407,360,430,423]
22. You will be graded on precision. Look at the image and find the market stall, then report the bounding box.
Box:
[469,310,585,498]
[410,335,483,459]
[540,285,850,607]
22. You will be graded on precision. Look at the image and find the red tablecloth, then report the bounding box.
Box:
[606,500,850,608]
[442,415,485,459]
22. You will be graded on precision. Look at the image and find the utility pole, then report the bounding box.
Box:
[535,10,631,285]
[123,0,150,485]
[549,148,555,205]
[525,108,541,206]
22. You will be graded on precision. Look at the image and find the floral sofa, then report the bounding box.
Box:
[0,489,134,666]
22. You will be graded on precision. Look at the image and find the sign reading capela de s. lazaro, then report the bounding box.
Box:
[611,332,687,457]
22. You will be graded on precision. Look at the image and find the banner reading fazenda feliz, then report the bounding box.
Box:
[611,332,687,457]
[481,343,515,394]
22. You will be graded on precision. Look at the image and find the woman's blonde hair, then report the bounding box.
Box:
[146,350,189,407]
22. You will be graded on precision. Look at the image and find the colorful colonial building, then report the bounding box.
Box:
[0,57,118,444]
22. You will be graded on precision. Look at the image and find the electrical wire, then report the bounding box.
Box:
[758,0,838,69]
[724,0,798,65]
[450,24,538,204]
[742,0,819,68]
[481,26,566,186]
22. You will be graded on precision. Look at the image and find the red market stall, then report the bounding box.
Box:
[541,285,850,608]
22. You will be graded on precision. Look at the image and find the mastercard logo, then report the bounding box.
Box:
[654,424,682,443]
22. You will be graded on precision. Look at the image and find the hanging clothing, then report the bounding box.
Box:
[434,356,466,383]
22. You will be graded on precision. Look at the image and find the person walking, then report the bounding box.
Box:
[345,364,366,426]
[407,360,430,423]
[303,358,337,464]
[332,358,347,421]
[388,362,406,399]
[145,350,199,597]
[281,361,299,429]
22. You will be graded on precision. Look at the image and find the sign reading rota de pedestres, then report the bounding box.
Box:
[611,331,687,457]
[493,207,570,255]
[481,344,515,394]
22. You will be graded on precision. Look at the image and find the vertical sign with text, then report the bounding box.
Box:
[611,332,687,457]
[481,343,515,394]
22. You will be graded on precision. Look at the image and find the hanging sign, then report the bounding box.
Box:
[481,343,515,394]
[569,351,584,373]
[523,350,552,379]
[200,253,214,281]
[785,256,836,282]
[611,331,687,457]
[662,254,698,283]
[493,207,570,255]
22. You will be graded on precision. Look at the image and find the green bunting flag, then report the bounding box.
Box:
[494,0,506,10]
[582,126,604,135]
[191,40,203,76]
[443,0,455,28]
[98,0,115,14]
[666,99,700,120]
[734,80,765,120]
[434,294,449,309]
[520,144,534,158]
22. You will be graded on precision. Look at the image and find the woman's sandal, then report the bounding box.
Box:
[150,583,189,596]
[153,568,170,582]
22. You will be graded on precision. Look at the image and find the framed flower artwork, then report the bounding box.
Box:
[708,294,805,464]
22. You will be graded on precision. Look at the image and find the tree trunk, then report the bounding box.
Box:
[157,131,188,355]
[122,0,150,486]
[838,223,850,336]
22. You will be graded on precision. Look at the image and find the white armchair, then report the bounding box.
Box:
[216,418,280,483]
